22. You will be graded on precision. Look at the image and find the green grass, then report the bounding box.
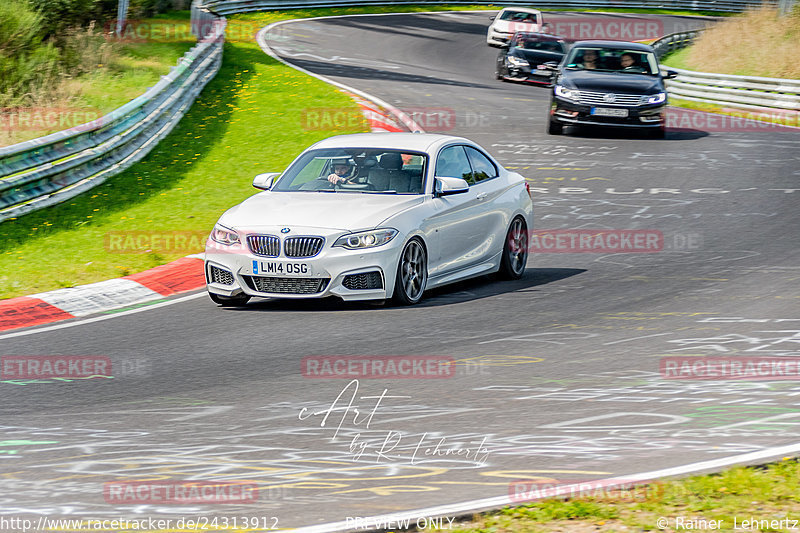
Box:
[0,12,197,147]
[661,47,692,71]
[0,5,733,299]
[437,458,800,532]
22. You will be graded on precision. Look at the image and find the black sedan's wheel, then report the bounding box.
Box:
[209,292,251,307]
[497,217,528,280]
[547,118,563,135]
[649,125,666,139]
[393,238,427,305]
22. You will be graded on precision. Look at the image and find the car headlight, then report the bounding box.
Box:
[641,92,666,105]
[555,85,580,101]
[333,229,398,250]
[507,56,530,67]
[210,224,240,246]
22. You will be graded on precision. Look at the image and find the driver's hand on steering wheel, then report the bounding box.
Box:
[327,173,347,184]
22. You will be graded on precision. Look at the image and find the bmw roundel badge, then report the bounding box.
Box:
[281,227,291,234]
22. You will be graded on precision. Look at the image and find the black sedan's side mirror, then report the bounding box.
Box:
[543,61,560,70]
[662,69,679,79]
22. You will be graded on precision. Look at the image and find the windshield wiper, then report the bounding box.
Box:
[361,190,397,194]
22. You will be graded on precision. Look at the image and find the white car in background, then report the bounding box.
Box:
[487,7,546,47]
[205,133,533,307]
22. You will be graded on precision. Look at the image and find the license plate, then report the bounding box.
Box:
[591,107,629,117]
[256,261,311,276]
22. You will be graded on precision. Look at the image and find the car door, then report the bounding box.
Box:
[464,145,507,261]
[428,145,488,278]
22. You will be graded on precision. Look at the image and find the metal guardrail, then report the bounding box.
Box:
[0,2,225,223]
[654,30,800,113]
[201,0,777,14]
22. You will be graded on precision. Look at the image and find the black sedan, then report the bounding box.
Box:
[546,40,678,137]
[496,32,566,86]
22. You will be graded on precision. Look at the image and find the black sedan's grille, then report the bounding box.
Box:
[284,236,324,258]
[208,265,234,285]
[343,272,384,291]
[248,235,280,257]
[578,91,642,106]
[242,275,329,294]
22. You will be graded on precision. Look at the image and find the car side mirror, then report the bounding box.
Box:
[253,172,280,190]
[543,61,559,70]
[662,69,679,80]
[489,15,496,20]
[434,176,470,197]
[499,43,510,50]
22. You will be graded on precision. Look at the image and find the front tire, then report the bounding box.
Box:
[209,292,251,307]
[392,238,427,305]
[497,217,528,280]
[547,118,563,135]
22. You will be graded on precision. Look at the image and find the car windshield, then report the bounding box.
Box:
[512,36,565,53]
[499,10,538,23]
[272,148,428,194]
[564,47,659,75]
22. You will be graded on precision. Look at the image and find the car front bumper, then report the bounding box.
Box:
[502,64,554,84]
[550,96,666,128]
[205,233,405,301]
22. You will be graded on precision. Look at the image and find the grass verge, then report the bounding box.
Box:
[1,5,730,299]
[670,6,800,79]
[0,12,197,147]
[435,458,800,532]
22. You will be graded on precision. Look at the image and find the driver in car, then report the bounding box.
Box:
[327,160,356,184]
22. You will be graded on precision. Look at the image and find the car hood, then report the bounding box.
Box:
[493,20,540,33]
[219,191,425,232]
[512,49,564,64]
[560,70,663,93]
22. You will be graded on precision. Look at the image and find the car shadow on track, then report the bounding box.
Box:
[231,267,585,313]
[564,125,710,141]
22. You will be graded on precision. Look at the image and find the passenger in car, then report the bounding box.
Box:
[578,49,598,69]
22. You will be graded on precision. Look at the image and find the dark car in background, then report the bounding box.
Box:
[546,40,678,137]
[496,32,566,85]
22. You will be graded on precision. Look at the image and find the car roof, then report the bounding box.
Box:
[498,6,541,13]
[309,133,470,153]
[570,40,655,52]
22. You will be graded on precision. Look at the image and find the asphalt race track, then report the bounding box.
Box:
[2,11,800,531]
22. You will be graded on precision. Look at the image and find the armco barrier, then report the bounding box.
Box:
[0,0,791,223]
[654,30,800,113]
[200,0,776,15]
[0,1,225,223]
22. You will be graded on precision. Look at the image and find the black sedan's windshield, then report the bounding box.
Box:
[565,47,659,75]
[272,148,428,194]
